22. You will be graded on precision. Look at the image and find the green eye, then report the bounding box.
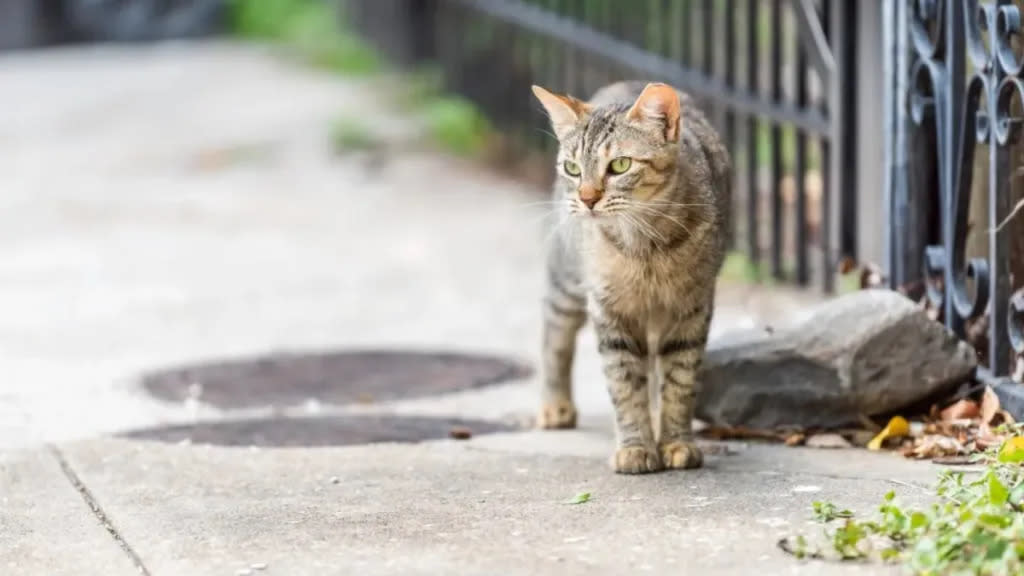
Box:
[563,160,581,176]
[609,157,632,174]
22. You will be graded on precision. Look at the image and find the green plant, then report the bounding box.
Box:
[227,0,379,75]
[329,117,379,153]
[783,440,1024,575]
[720,251,769,284]
[422,97,491,157]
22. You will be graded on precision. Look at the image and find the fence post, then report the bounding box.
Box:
[829,0,858,284]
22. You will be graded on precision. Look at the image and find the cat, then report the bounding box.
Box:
[532,81,731,474]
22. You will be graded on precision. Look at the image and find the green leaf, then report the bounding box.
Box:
[565,492,591,505]
[989,473,1009,507]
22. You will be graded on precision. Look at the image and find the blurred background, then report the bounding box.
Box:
[1,0,880,292]
[1,0,1022,406]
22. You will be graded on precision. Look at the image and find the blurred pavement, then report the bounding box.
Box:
[0,42,932,575]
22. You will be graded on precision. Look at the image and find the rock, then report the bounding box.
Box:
[696,289,977,429]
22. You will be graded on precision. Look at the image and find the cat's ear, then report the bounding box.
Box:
[627,83,680,142]
[531,85,588,138]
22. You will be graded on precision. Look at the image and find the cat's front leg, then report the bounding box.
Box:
[656,305,712,470]
[594,315,661,474]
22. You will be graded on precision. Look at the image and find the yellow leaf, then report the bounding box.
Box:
[998,437,1024,463]
[867,416,910,451]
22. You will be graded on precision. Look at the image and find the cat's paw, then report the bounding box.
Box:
[536,399,577,429]
[659,440,704,470]
[611,445,662,474]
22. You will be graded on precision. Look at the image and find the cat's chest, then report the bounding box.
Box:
[583,244,686,317]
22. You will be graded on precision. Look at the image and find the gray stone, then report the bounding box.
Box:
[697,289,977,429]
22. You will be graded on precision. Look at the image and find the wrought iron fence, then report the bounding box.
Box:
[345,0,859,292]
[884,0,1024,406]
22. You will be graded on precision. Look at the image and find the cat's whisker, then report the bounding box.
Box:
[625,204,695,237]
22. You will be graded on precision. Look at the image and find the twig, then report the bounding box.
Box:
[885,478,931,494]
[989,197,1024,235]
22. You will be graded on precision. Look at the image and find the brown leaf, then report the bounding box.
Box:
[448,426,473,440]
[859,263,885,289]
[838,256,858,275]
[906,435,965,459]
[980,386,1001,425]
[976,423,1005,450]
[940,399,980,421]
[805,433,852,449]
[784,432,806,446]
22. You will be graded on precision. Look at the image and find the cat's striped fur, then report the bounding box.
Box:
[533,81,731,474]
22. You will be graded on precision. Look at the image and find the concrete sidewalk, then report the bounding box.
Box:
[0,42,934,575]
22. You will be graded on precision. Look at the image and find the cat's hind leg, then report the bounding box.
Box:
[537,265,586,429]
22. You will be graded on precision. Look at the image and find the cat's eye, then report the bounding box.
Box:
[563,160,582,177]
[608,157,632,175]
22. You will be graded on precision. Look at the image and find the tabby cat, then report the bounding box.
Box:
[532,81,731,474]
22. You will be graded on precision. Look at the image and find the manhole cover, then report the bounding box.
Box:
[119,415,518,447]
[141,350,532,410]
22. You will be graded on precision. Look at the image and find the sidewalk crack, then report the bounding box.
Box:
[47,444,152,576]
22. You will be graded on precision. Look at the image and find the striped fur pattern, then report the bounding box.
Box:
[533,81,731,474]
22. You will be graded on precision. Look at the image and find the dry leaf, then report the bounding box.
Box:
[784,432,806,446]
[806,433,852,449]
[976,425,1005,450]
[905,435,964,459]
[448,426,473,440]
[980,387,1001,424]
[868,416,910,450]
[940,399,980,421]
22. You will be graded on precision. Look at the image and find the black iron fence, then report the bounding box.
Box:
[346,0,858,292]
[885,0,1024,405]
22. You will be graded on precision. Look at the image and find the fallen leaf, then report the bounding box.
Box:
[565,492,592,505]
[940,399,980,421]
[805,433,852,449]
[905,435,965,459]
[785,432,806,446]
[980,386,1001,424]
[868,416,910,451]
[448,426,473,440]
[975,429,1004,450]
[998,437,1024,463]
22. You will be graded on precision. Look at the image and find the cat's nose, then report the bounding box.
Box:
[579,185,602,210]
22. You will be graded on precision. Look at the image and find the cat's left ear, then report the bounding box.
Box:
[627,82,680,142]
[532,85,589,138]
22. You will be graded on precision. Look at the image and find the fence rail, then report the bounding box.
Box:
[346,0,859,292]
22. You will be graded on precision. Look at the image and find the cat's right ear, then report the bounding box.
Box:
[531,85,588,138]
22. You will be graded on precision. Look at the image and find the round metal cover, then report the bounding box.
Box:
[141,350,532,410]
[119,415,518,448]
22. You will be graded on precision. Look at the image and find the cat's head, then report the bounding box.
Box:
[532,82,680,218]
